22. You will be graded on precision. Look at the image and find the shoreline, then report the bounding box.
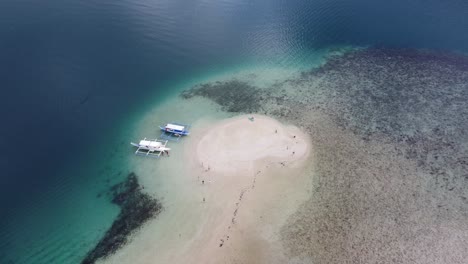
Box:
[99,114,313,264]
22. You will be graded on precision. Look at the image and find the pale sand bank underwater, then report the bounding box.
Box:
[98,47,468,264]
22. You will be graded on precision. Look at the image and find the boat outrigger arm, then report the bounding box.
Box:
[130,138,170,158]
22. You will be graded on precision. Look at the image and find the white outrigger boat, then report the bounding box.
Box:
[130,138,170,158]
[159,122,191,141]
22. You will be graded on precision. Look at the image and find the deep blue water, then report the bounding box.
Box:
[1,0,468,263]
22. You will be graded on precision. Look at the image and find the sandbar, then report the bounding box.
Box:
[100,114,312,264]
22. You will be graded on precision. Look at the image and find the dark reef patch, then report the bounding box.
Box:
[299,48,468,138]
[181,80,264,113]
[281,48,468,263]
[294,48,468,193]
[81,173,162,264]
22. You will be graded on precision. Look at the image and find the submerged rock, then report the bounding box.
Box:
[296,48,468,192]
[181,80,264,113]
[81,173,162,264]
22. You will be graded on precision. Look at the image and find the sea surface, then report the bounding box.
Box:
[1,0,468,263]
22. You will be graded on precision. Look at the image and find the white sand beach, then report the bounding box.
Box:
[99,111,313,264]
[181,115,311,263]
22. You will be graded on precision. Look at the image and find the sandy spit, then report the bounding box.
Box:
[99,114,313,264]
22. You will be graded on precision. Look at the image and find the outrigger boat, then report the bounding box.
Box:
[130,138,170,158]
[159,122,191,141]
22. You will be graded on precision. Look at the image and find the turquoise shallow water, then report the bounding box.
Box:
[2,0,468,263]
[1,47,331,263]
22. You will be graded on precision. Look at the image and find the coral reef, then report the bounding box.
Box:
[82,173,162,264]
[181,80,264,113]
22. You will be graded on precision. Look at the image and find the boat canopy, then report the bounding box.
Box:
[131,138,169,158]
[139,140,162,147]
[166,124,185,131]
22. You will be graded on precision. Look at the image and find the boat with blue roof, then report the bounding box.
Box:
[159,122,191,141]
